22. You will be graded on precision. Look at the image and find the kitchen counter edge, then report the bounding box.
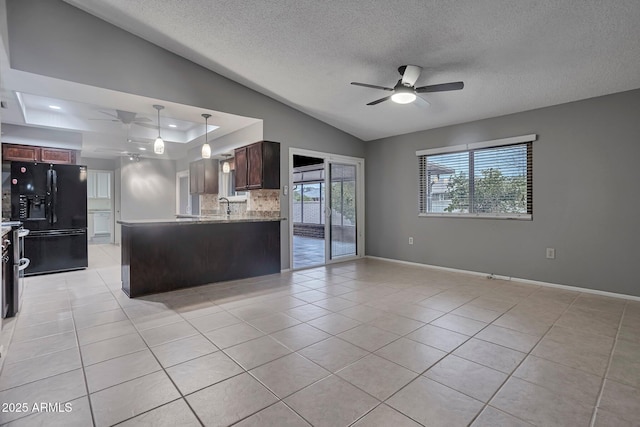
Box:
[117,216,286,226]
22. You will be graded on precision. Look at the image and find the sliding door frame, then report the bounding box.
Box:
[289,147,365,270]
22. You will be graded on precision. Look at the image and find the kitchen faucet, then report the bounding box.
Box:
[219,197,231,215]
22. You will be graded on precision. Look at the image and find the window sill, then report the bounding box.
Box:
[419,213,532,220]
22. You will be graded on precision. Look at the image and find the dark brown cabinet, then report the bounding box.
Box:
[234,147,248,190]
[2,144,40,162]
[189,159,219,194]
[234,141,280,191]
[2,143,77,164]
[40,147,76,164]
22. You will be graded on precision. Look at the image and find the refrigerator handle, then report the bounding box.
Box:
[51,169,58,224]
[46,168,53,224]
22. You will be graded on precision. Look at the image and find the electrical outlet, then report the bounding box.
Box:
[546,248,555,259]
[408,237,414,245]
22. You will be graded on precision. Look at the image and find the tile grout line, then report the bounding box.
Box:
[222,271,414,426]
[284,276,535,425]
[463,301,564,426]
[102,274,209,427]
[4,257,635,426]
[112,269,356,425]
[68,281,99,427]
[588,300,627,427]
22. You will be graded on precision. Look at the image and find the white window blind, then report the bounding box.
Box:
[418,135,535,219]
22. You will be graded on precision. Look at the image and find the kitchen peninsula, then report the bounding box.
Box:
[120,140,282,297]
[119,215,283,297]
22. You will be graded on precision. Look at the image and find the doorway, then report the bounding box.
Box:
[290,149,364,269]
[87,170,115,244]
[176,170,190,215]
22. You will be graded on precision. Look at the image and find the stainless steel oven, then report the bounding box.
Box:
[1,221,29,317]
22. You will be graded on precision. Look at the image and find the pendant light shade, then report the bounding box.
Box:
[201,143,211,159]
[153,105,165,154]
[201,113,211,159]
[221,153,231,173]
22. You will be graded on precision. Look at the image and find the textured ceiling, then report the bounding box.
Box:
[65,0,640,141]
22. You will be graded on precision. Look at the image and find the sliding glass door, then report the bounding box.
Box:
[328,163,357,260]
[290,149,364,269]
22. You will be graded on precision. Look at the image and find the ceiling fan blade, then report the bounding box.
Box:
[416,81,464,93]
[367,96,391,106]
[133,117,152,123]
[127,139,151,145]
[94,148,128,154]
[116,110,138,124]
[351,82,394,91]
[414,95,431,108]
[400,65,422,87]
[134,122,158,130]
[88,118,119,122]
[98,110,119,119]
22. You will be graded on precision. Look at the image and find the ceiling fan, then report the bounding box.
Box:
[92,147,144,160]
[90,109,156,129]
[351,65,464,106]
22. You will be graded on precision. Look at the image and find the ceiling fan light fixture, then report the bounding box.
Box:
[201,113,212,159]
[391,87,417,104]
[153,104,165,154]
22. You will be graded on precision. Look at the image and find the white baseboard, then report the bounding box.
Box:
[365,255,640,302]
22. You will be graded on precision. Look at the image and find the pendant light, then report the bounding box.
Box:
[153,104,165,154]
[221,154,231,173]
[201,113,212,159]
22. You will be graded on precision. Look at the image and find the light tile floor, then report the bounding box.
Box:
[0,244,639,426]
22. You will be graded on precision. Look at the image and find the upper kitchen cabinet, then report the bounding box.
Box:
[87,171,111,199]
[189,159,219,194]
[2,144,40,162]
[234,146,248,190]
[2,143,77,164]
[234,141,280,191]
[40,147,77,164]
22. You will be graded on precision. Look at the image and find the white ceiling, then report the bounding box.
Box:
[63,0,640,141]
[0,69,261,160]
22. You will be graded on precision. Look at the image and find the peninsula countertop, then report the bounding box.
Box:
[117,215,285,226]
[119,214,282,297]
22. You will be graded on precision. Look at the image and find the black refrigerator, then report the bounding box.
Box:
[10,162,88,275]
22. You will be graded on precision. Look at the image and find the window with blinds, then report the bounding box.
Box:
[418,135,534,219]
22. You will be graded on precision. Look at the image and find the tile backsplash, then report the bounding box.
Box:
[201,193,247,216]
[200,190,280,217]
[247,189,280,213]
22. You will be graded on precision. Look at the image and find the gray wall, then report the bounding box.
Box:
[366,89,640,296]
[80,157,116,171]
[119,157,176,221]
[5,0,366,269]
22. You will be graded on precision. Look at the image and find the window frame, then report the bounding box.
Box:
[417,134,536,220]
